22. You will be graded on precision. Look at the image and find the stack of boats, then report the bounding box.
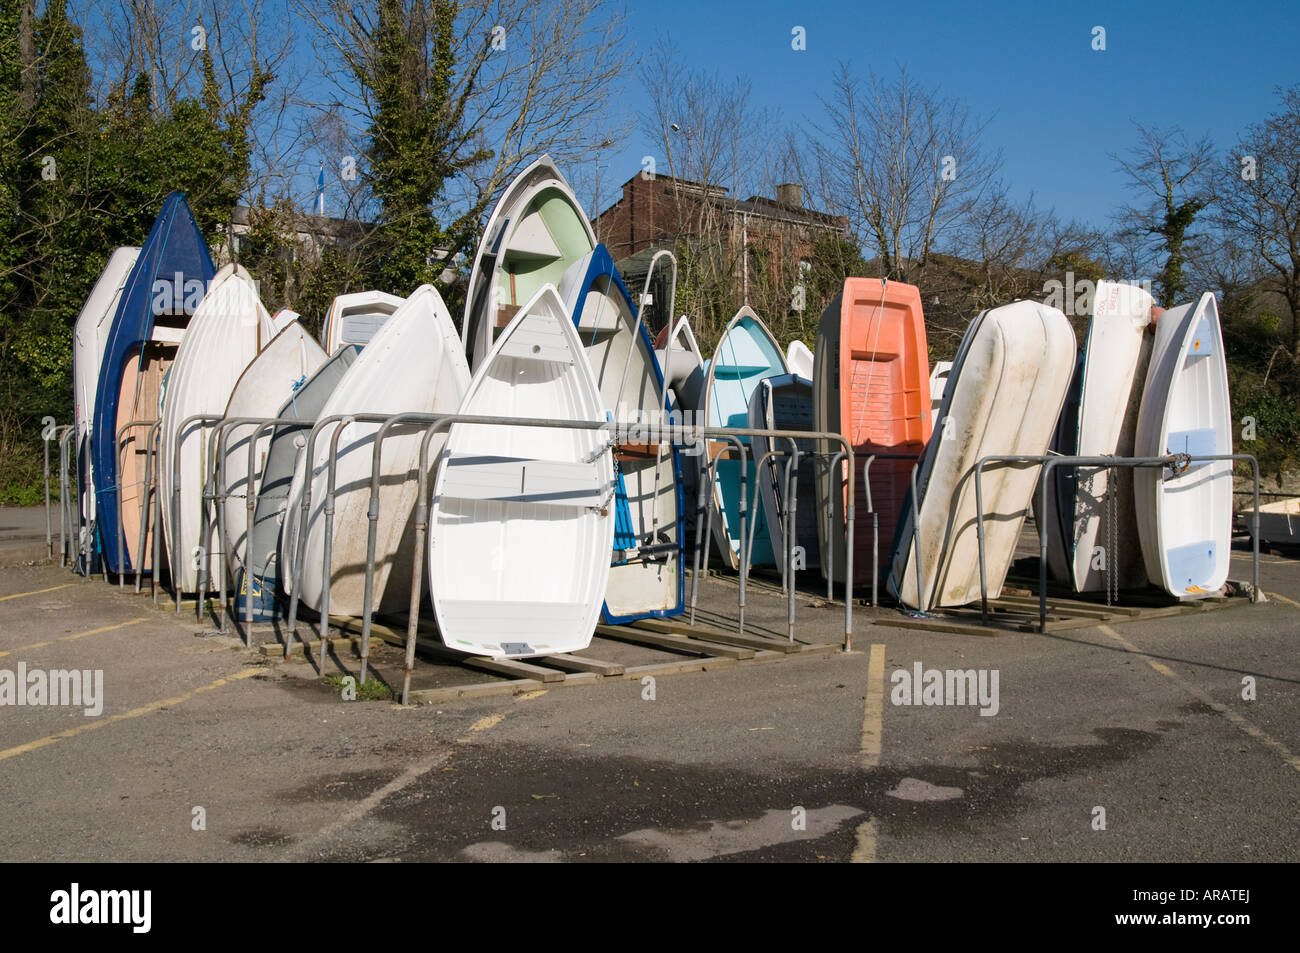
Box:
[70,161,1236,660]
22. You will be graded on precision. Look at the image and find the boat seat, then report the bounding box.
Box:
[439,455,605,507]
[1167,427,1219,461]
[1165,540,1217,592]
[496,321,576,363]
[340,313,388,344]
[438,599,593,647]
[1186,317,1217,358]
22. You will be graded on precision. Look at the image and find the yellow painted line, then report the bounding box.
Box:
[1265,591,1300,608]
[850,818,878,863]
[851,643,887,863]
[0,667,262,763]
[1098,624,1300,773]
[0,583,73,603]
[468,713,505,733]
[859,643,886,768]
[0,618,147,658]
[516,690,547,702]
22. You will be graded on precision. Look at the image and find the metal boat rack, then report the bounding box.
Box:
[883,451,1265,635]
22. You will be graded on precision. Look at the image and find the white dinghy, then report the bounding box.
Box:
[429,285,615,657]
[1070,281,1156,592]
[786,339,814,381]
[463,155,596,372]
[160,264,275,593]
[320,290,405,354]
[283,285,470,616]
[1134,292,1233,598]
[220,320,327,582]
[928,361,952,426]
[72,246,140,536]
[889,301,1076,609]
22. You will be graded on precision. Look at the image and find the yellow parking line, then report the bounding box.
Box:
[469,713,505,733]
[1265,591,1300,608]
[0,584,73,603]
[0,667,262,762]
[859,643,886,768]
[852,643,887,864]
[0,618,147,658]
[1098,624,1300,773]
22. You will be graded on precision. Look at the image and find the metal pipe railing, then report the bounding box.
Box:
[133,421,163,593]
[969,452,1264,633]
[170,414,224,612]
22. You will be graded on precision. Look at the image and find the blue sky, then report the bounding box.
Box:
[595,0,1300,227]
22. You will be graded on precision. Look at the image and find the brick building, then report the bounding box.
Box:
[592,173,847,319]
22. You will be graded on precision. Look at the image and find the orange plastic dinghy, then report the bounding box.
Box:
[813,278,931,587]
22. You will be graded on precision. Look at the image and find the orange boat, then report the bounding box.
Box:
[813,279,931,587]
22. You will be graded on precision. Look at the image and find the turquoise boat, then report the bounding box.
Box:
[698,307,788,569]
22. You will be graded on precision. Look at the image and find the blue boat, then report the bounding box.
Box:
[92,193,215,575]
[699,307,788,569]
[559,246,684,622]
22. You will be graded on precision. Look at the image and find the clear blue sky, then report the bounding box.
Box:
[596,0,1300,227]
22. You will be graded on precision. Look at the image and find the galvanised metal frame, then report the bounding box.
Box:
[970,451,1265,633]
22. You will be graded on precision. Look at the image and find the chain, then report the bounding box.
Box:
[1106,464,1118,606]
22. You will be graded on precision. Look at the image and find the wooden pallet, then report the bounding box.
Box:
[873,584,1252,636]
[268,613,841,704]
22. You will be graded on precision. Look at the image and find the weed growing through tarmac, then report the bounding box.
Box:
[322,673,392,701]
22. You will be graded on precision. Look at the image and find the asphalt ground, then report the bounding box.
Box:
[0,507,1296,863]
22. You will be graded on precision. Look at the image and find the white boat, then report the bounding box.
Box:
[560,246,683,621]
[247,345,362,609]
[1070,281,1156,592]
[1252,497,1300,548]
[654,315,706,414]
[786,339,814,381]
[1134,292,1233,597]
[889,301,1076,609]
[320,290,405,354]
[429,284,615,657]
[463,155,596,372]
[72,246,140,534]
[283,284,470,616]
[220,320,327,582]
[159,265,275,593]
[270,308,301,335]
[928,361,952,426]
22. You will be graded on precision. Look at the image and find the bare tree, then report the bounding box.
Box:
[1215,86,1300,355]
[298,0,627,271]
[1112,122,1214,306]
[813,64,1000,286]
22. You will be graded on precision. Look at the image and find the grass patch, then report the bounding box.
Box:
[322,672,393,701]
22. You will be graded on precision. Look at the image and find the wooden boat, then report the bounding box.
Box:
[220,320,327,586]
[320,290,404,354]
[889,301,1076,609]
[247,345,362,612]
[1134,292,1232,598]
[560,246,683,621]
[1070,281,1156,591]
[73,246,139,548]
[159,264,276,592]
[814,279,930,587]
[749,374,820,571]
[463,155,596,372]
[700,306,788,570]
[429,284,615,657]
[283,285,470,616]
[786,340,814,380]
[92,193,215,574]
